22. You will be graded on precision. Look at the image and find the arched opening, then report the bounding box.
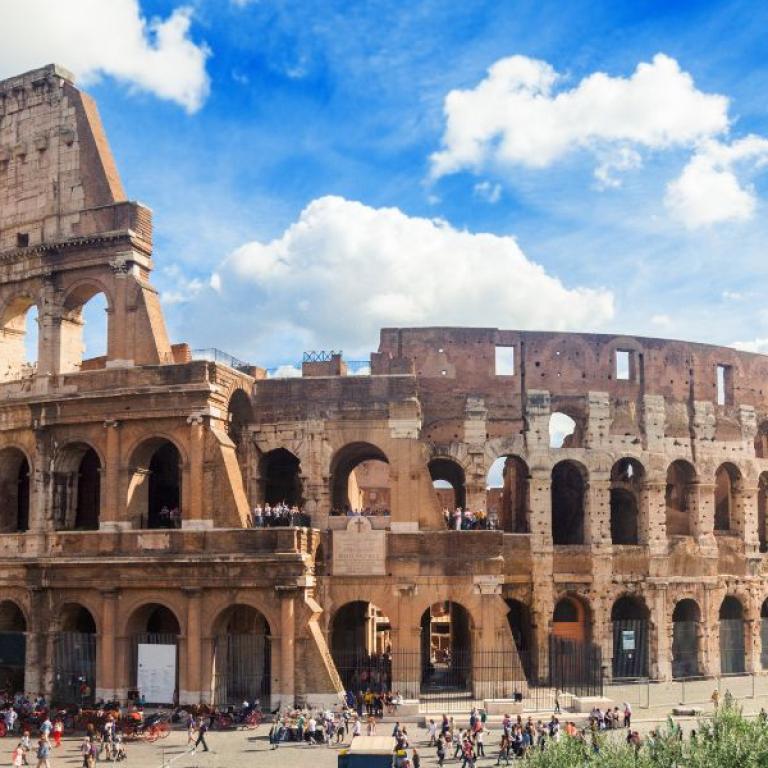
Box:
[665,460,696,537]
[330,442,390,515]
[505,598,533,677]
[429,458,466,511]
[331,601,392,693]
[549,411,578,448]
[53,444,101,531]
[0,296,38,382]
[714,463,741,533]
[551,461,586,544]
[552,596,591,644]
[761,600,768,670]
[486,456,529,532]
[0,448,30,532]
[127,604,181,704]
[672,599,700,678]
[128,439,182,529]
[420,602,472,692]
[0,601,26,693]
[759,473,768,553]
[610,458,644,545]
[755,421,768,458]
[260,448,303,507]
[611,596,649,679]
[53,604,97,705]
[719,596,745,675]
[212,605,270,706]
[59,287,109,373]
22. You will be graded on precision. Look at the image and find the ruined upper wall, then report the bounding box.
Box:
[0,64,129,251]
[376,327,768,411]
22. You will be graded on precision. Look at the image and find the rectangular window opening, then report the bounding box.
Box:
[615,349,633,380]
[716,364,732,406]
[495,346,515,376]
[16,232,29,248]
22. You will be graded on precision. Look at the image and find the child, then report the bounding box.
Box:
[52,720,63,749]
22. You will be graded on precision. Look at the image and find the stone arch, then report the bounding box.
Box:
[610,458,645,545]
[429,456,466,511]
[260,448,303,507]
[0,600,27,693]
[610,595,650,679]
[552,594,591,644]
[58,280,113,373]
[505,598,533,676]
[551,460,587,544]
[719,595,746,674]
[210,604,271,706]
[549,410,580,448]
[665,459,697,536]
[53,603,98,705]
[420,601,474,691]
[671,598,701,678]
[53,441,102,531]
[714,462,742,533]
[486,455,529,532]
[125,602,182,704]
[0,294,39,382]
[330,441,390,514]
[227,388,252,484]
[127,436,185,529]
[0,446,31,532]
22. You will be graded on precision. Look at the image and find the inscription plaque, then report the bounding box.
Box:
[332,516,386,576]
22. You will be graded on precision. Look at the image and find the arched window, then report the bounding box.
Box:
[429,458,466,510]
[53,443,101,531]
[552,596,590,643]
[610,458,644,545]
[212,605,270,706]
[714,463,741,533]
[330,442,390,515]
[0,448,30,532]
[672,599,700,678]
[0,601,27,693]
[260,448,303,507]
[719,596,745,674]
[59,286,109,373]
[611,596,649,679]
[128,439,182,529]
[665,460,696,536]
[0,296,38,382]
[420,602,472,692]
[486,456,529,532]
[551,461,586,544]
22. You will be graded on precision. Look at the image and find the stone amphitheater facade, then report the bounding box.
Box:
[1,64,767,708]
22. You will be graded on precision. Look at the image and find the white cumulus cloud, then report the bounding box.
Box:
[473,181,502,203]
[217,196,614,356]
[731,338,768,354]
[665,136,768,228]
[430,53,728,179]
[0,0,210,113]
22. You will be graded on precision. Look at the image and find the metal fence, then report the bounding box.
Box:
[333,637,602,713]
[212,634,270,706]
[52,632,96,705]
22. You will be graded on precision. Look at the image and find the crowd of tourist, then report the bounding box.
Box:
[248,503,311,528]
[444,507,498,531]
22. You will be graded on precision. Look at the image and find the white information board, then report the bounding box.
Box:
[137,644,176,704]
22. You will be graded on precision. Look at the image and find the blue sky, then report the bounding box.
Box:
[3,0,768,367]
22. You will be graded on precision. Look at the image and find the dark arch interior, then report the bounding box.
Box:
[148,442,181,528]
[0,601,26,693]
[505,598,533,677]
[719,596,744,620]
[610,459,643,545]
[666,460,696,536]
[261,448,303,506]
[331,442,389,512]
[429,458,466,510]
[75,448,101,530]
[420,602,472,690]
[551,462,585,544]
[0,449,30,532]
[673,599,700,623]
[487,456,529,533]
[53,605,97,706]
[60,605,97,633]
[0,601,26,632]
[714,464,739,532]
[719,596,745,674]
[611,596,648,622]
[213,605,271,706]
[759,474,768,552]
[611,596,649,679]
[228,390,253,448]
[553,598,579,622]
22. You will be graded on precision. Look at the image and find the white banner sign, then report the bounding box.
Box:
[137,644,176,704]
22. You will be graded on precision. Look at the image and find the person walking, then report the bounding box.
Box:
[194,717,209,752]
[35,738,51,768]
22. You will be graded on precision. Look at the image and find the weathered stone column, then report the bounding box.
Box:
[100,420,126,531]
[702,585,718,677]
[644,481,667,556]
[693,482,717,553]
[741,484,760,555]
[278,589,296,706]
[587,477,611,546]
[649,586,670,681]
[180,588,202,705]
[97,589,118,700]
[182,413,211,529]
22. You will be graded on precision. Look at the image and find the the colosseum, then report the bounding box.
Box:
[2,64,768,712]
